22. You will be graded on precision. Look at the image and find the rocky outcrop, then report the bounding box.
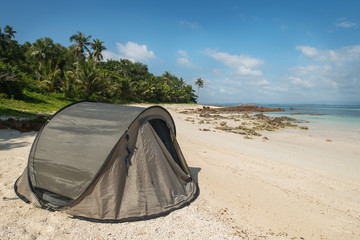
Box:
[197,105,285,113]
[179,106,309,138]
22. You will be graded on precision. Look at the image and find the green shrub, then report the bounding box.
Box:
[0,62,24,99]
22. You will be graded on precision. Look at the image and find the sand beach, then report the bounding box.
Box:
[1,104,360,239]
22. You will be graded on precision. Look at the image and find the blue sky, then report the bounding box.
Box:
[2,0,360,104]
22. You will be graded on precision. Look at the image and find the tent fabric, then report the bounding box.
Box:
[14,102,198,221]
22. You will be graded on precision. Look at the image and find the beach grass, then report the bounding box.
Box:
[0,91,75,119]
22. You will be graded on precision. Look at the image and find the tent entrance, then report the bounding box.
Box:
[149,119,182,168]
[148,119,189,175]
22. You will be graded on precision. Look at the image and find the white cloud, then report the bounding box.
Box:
[323,79,338,88]
[221,78,242,87]
[334,18,359,29]
[102,50,122,61]
[290,65,332,75]
[176,49,195,67]
[294,45,360,91]
[296,46,319,57]
[204,48,264,76]
[117,42,155,62]
[263,86,288,92]
[251,79,270,86]
[200,44,360,103]
[103,41,155,63]
[288,44,360,97]
[296,45,360,64]
[288,65,335,89]
[177,57,193,67]
[219,87,234,94]
[288,76,314,88]
[178,50,188,57]
[211,68,222,76]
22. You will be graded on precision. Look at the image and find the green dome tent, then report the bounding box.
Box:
[14,102,198,222]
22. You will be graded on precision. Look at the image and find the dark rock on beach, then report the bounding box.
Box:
[0,116,47,132]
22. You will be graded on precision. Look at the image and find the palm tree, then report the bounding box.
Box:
[4,25,16,41]
[195,77,204,98]
[0,28,5,53]
[62,70,77,98]
[30,38,47,72]
[69,32,92,59]
[91,38,106,61]
[0,26,16,53]
[73,56,108,98]
[37,60,61,91]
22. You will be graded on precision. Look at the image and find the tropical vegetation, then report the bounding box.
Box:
[0,25,198,109]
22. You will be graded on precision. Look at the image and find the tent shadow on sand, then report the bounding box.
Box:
[0,130,36,151]
[189,167,201,184]
[14,102,200,222]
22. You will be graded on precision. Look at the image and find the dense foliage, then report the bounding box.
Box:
[0,26,197,103]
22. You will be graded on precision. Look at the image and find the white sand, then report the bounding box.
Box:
[1,104,360,239]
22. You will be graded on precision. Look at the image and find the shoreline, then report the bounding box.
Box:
[1,103,360,239]
[170,104,360,240]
